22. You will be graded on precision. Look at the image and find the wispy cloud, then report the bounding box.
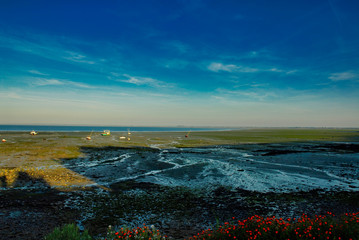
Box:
[1,91,23,100]
[233,82,269,88]
[63,51,96,64]
[31,77,94,89]
[207,62,293,74]
[208,62,259,73]
[33,78,64,86]
[215,88,279,101]
[112,73,174,88]
[0,89,103,107]
[329,71,359,81]
[208,63,236,72]
[29,70,48,76]
[0,31,98,67]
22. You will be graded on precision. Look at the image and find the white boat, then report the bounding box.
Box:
[86,131,93,140]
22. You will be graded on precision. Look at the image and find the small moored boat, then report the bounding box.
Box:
[30,130,38,135]
[86,130,93,140]
[101,130,111,136]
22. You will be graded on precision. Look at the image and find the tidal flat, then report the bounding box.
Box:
[0,129,359,239]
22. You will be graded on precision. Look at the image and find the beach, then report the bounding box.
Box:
[1,129,359,239]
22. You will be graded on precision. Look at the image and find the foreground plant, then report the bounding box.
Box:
[186,212,359,240]
[104,224,168,240]
[45,212,359,239]
[45,223,92,240]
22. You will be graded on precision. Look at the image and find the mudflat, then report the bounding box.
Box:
[1,129,359,239]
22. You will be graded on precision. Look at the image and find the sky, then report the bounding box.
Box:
[0,0,359,127]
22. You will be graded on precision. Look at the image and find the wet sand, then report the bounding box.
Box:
[1,129,358,191]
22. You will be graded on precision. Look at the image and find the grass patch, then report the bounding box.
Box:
[45,223,92,240]
[194,129,359,144]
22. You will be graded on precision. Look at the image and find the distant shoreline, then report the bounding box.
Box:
[1,124,358,133]
[0,125,234,132]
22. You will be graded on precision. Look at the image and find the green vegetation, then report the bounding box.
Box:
[45,212,359,239]
[193,128,359,144]
[44,224,92,240]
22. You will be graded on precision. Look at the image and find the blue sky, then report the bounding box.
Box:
[1,0,359,127]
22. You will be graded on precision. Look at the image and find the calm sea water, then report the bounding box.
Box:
[0,125,229,132]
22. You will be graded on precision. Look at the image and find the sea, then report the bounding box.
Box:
[0,125,229,132]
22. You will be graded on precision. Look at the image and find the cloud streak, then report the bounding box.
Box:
[207,62,294,74]
[63,51,96,65]
[29,70,48,76]
[208,62,259,73]
[31,77,95,89]
[329,71,358,81]
[0,31,98,67]
[113,73,174,88]
[215,88,279,101]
